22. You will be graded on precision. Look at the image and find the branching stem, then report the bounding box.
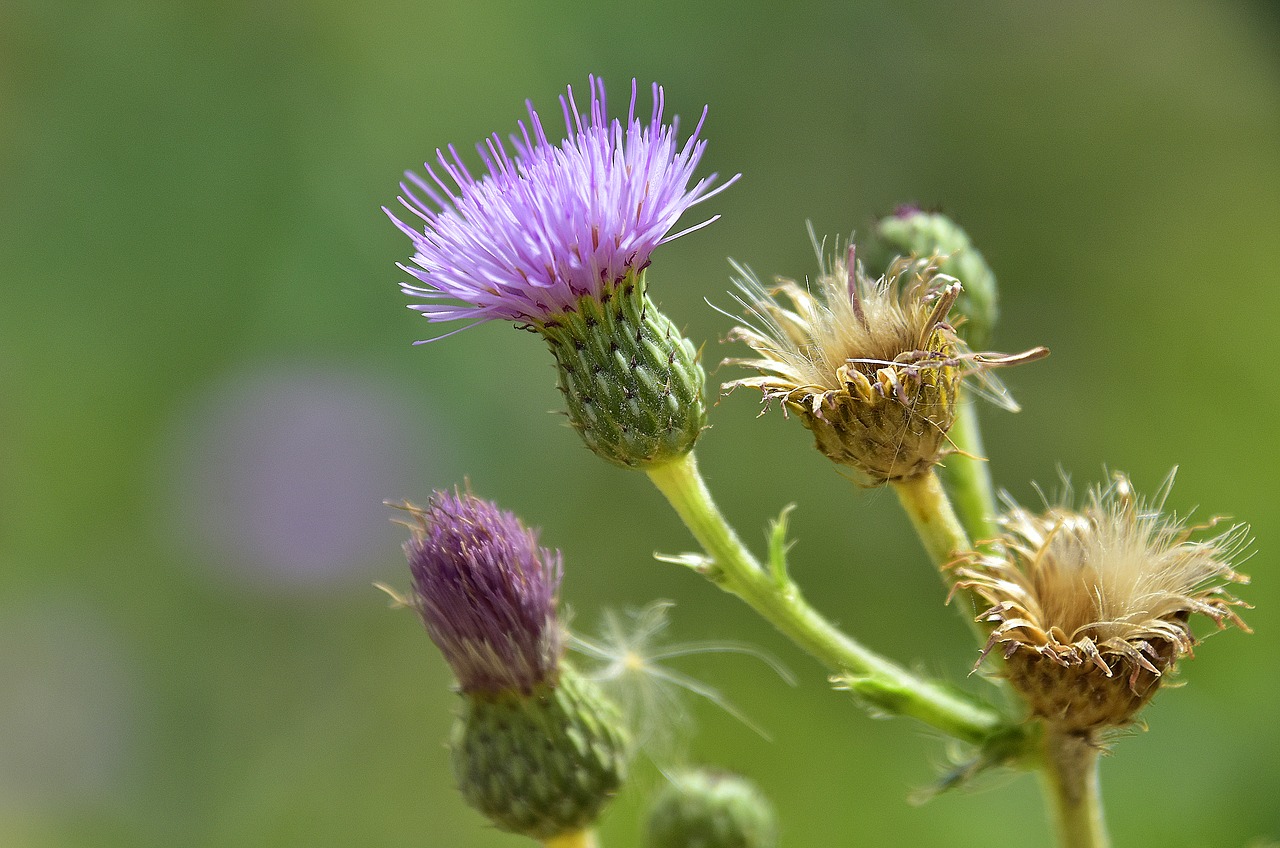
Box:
[646,451,1010,746]
[891,469,988,645]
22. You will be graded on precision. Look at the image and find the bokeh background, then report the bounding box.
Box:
[3,1,1279,845]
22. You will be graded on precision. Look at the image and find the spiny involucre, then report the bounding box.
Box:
[723,237,1046,484]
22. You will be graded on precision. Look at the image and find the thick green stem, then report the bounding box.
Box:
[892,469,991,647]
[940,398,999,547]
[892,469,972,571]
[543,830,597,848]
[1038,729,1110,848]
[646,452,1009,745]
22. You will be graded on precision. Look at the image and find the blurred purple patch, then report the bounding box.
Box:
[163,363,444,590]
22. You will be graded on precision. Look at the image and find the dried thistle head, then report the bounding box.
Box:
[722,235,1045,484]
[955,472,1251,735]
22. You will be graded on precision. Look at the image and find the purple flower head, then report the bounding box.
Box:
[386,76,739,337]
[401,490,564,694]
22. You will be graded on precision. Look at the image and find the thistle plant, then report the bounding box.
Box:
[956,473,1249,734]
[722,241,1046,485]
[380,77,1254,848]
[386,76,734,469]
[386,492,629,843]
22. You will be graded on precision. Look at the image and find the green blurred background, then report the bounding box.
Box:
[3,0,1278,845]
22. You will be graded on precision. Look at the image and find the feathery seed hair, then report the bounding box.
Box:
[722,233,1045,483]
[954,472,1250,733]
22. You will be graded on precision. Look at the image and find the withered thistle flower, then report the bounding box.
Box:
[954,473,1250,735]
[722,238,1045,484]
[387,77,737,469]
[392,491,629,839]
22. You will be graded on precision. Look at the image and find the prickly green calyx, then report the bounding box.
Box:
[646,769,778,848]
[534,271,706,469]
[452,663,629,839]
[876,210,999,349]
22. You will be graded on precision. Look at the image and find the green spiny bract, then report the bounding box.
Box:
[645,768,778,848]
[452,663,630,839]
[534,271,706,469]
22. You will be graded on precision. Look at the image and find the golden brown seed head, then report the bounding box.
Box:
[955,473,1250,735]
[722,241,1043,484]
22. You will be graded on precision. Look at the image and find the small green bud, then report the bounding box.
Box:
[876,209,999,349]
[452,663,630,839]
[534,271,706,469]
[645,769,778,848]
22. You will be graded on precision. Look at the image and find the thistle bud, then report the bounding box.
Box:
[723,241,1045,484]
[397,491,629,838]
[954,473,1250,736]
[645,769,778,848]
[452,664,630,839]
[875,208,999,349]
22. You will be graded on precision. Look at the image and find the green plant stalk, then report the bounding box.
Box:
[939,398,999,548]
[543,830,597,848]
[1038,728,1110,848]
[891,469,972,571]
[646,451,1009,746]
[891,469,989,647]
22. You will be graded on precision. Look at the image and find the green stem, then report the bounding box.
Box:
[542,835,596,845]
[646,452,1009,746]
[1038,728,1110,848]
[940,398,999,547]
[543,829,597,848]
[892,469,972,571]
[892,469,989,647]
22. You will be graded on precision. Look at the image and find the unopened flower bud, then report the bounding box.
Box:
[954,473,1250,736]
[645,769,778,848]
[402,490,563,695]
[876,208,999,349]
[723,242,1044,484]
[453,663,629,839]
[396,491,629,838]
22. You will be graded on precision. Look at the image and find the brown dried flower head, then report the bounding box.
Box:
[721,237,1045,484]
[955,472,1251,735]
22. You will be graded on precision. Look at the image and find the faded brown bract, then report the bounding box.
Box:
[955,473,1250,735]
[721,241,1044,484]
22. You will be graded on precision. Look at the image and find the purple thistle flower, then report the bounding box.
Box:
[386,76,738,336]
[400,491,564,694]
